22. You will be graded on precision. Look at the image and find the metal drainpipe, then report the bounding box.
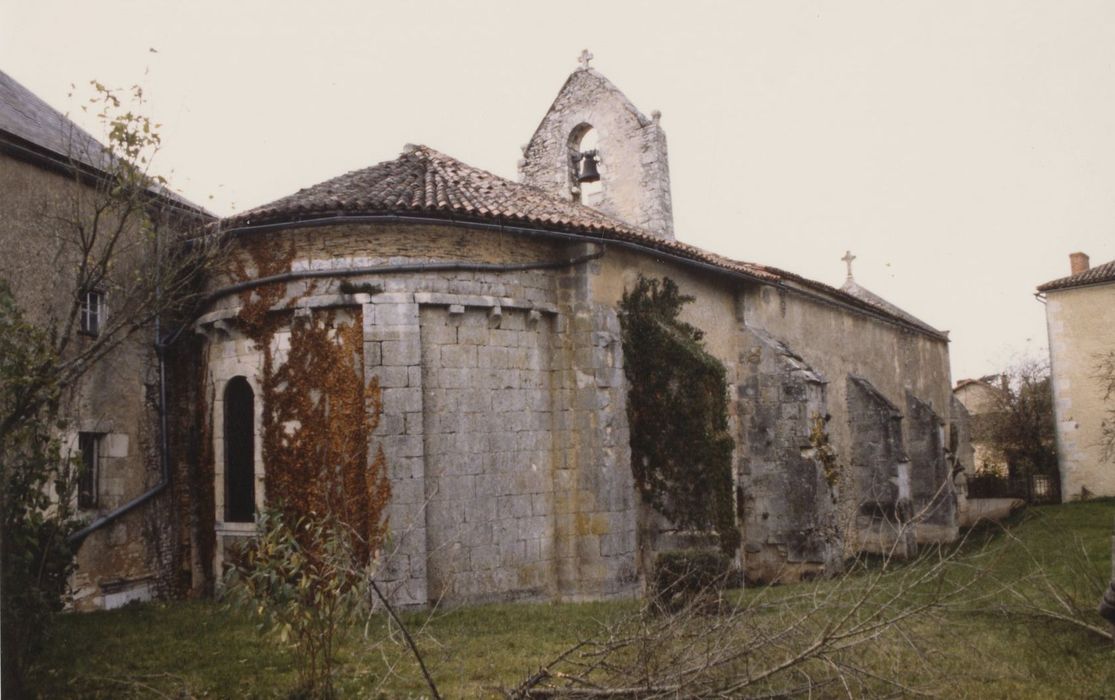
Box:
[68,238,604,548]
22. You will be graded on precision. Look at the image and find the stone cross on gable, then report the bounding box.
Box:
[842,250,856,280]
[578,49,594,70]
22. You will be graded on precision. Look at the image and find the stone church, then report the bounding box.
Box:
[1,56,963,610]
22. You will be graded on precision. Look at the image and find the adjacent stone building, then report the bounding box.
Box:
[953,376,1010,476]
[4,57,962,609]
[1039,252,1115,499]
[0,70,213,609]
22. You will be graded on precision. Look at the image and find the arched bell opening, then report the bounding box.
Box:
[568,123,603,204]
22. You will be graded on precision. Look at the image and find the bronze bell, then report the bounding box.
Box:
[577,149,600,183]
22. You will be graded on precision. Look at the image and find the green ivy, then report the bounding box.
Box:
[619,275,739,554]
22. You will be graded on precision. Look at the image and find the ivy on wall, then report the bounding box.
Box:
[619,275,739,554]
[230,239,390,561]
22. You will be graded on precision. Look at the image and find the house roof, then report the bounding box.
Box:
[1037,258,1115,292]
[0,69,211,217]
[0,69,112,171]
[226,144,948,340]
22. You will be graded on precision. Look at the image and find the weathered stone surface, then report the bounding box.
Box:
[738,327,841,582]
[906,391,958,541]
[846,376,916,556]
[521,68,674,240]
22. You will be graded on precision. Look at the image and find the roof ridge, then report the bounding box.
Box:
[221,144,947,340]
[1038,257,1115,292]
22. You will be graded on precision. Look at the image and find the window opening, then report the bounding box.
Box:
[224,377,256,523]
[80,289,105,336]
[78,432,101,509]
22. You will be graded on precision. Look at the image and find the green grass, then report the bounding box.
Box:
[27,500,1115,698]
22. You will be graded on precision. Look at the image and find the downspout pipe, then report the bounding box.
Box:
[68,336,172,548]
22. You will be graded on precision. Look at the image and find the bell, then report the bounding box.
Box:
[577,150,600,183]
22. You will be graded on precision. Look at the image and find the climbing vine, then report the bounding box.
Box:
[619,275,738,554]
[232,238,390,561]
[809,412,840,502]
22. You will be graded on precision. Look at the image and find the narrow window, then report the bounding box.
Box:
[78,432,101,509]
[80,289,105,336]
[224,377,256,523]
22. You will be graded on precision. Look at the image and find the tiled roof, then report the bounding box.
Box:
[226,145,785,277]
[226,144,946,339]
[840,278,941,335]
[1038,258,1115,292]
[0,69,211,216]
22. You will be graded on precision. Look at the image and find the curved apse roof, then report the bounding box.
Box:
[226,144,947,340]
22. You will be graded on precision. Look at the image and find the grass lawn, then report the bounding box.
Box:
[27,500,1115,698]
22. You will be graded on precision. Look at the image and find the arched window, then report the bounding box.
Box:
[224,376,255,523]
[568,124,602,204]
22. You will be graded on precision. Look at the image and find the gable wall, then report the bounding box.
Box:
[521,70,674,239]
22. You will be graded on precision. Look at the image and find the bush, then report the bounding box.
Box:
[222,508,376,699]
[652,549,733,614]
[0,282,82,696]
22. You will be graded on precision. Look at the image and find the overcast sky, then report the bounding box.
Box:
[3,0,1113,381]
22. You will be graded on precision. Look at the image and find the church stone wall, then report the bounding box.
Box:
[737,328,840,582]
[202,224,641,606]
[846,376,916,555]
[586,245,953,571]
[905,391,957,541]
[420,306,557,603]
[197,218,955,603]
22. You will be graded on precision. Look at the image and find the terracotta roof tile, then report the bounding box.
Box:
[226,144,945,338]
[1038,258,1115,292]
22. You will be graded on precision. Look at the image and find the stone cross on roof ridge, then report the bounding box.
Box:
[842,250,856,280]
[578,49,594,70]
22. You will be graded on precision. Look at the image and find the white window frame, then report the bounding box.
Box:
[80,289,105,336]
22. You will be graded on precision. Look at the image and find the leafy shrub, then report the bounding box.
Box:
[0,281,82,696]
[652,549,733,614]
[222,508,376,699]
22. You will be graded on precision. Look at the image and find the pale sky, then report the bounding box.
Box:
[2,0,1113,381]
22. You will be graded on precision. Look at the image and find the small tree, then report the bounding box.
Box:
[222,509,373,699]
[0,282,84,695]
[980,359,1058,498]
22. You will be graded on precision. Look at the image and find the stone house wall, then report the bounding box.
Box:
[0,151,176,610]
[1045,282,1115,498]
